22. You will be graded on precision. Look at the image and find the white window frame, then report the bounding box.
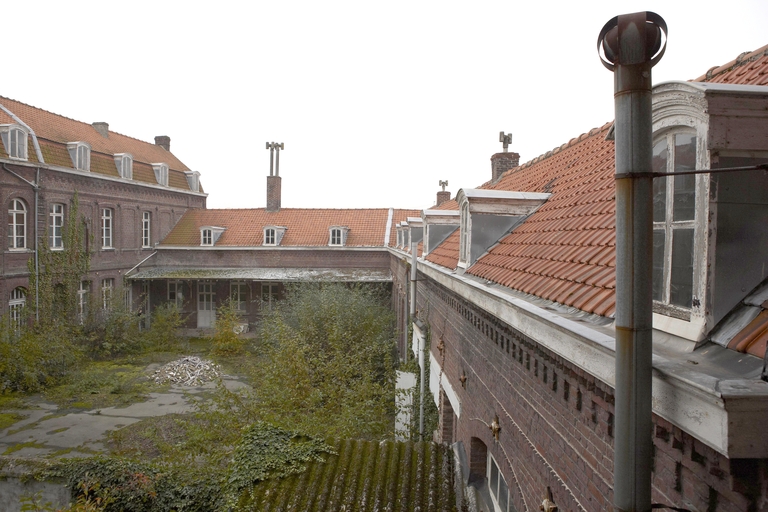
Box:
[9,287,26,329]
[264,228,276,246]
[261,282,278,308]
[101,278,114,310]
[1,125,28,160]
[101,208,113,249]
[329,226,349,247]
[201,228,212,246]
[487,454,512,512]
[114,153,133,180]
[652,130,699,314]
[67,142,91,171]
[49,203,64,250]
[8,198,26,250]
[142,211,151,248]
[458,201,470,267]
[231,282,247,312]
[152,163,169,186]
[168,281,184,308]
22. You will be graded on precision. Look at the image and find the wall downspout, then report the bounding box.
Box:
[3,163,40,321]
[410,241,425,439]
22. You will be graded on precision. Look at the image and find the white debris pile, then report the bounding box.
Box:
[153,356,223,386]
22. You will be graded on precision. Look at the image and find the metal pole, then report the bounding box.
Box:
[275,144,281,177]
[410,240,425,438]
[598,12,666,512]
[266,142,274,176]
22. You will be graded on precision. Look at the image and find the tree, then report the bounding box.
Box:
[254,283,397,439]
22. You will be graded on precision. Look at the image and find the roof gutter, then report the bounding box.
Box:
[0,104,44,163]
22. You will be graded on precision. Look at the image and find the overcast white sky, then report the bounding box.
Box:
[4,1,767,210]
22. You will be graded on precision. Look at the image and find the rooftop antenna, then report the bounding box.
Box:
[439,180,448,191]
[266,142,285,176]
[499,132,512,152]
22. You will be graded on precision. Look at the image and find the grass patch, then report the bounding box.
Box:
[0,412,25,430]
[0,394,28,410]
[43,360,166,410]
[3,440,46,455]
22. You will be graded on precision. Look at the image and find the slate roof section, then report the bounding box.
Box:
[243,439,456,512]
[0,95,199,193]
[162,208,417,247]
[693,44,768,86]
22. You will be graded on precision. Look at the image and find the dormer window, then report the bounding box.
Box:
[185,171,200,193]
[114,153,133,179]
[263,226,286,246]
[152,163,169,186]
[457,189,550,269]
[67,142,91,171]
[201,226,225,246]
[0,125,28,160]
[329,226,349,247]
[652,131,698,311]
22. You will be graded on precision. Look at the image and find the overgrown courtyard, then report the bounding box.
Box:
[0,283,449,511]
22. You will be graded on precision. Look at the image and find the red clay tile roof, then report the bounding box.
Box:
[0,95,197,192]
[424,45,768,318]
[692,44,768,86]
[163,208,415,247]
[727,307,768,358]
[467,124,617,317]
[425,229,460,270]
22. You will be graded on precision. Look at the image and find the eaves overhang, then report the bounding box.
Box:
[128,267,392,282]
[416,257,768,458]
[456,188,551,215]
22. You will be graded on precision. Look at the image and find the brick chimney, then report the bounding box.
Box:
[154,135,171,151]
[266,175,282,212]
[491,152,520,183]
[436,190,450,206]
[92,122,109,138]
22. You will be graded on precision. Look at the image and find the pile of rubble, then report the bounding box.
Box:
[153,356,223,386]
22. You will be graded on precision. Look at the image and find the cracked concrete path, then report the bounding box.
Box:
[0,376,249,459]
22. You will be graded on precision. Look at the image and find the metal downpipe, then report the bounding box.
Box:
[598,12,667,512]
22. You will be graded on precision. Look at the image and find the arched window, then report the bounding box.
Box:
[8,199,27,249]
[9,287,26,328]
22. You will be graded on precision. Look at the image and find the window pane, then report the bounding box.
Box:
[673,134,696,221]
[670,228,694,308]
[652,230,665,302]
[499,476,509,510]
[652,139,668,222]
[490,459,499,496]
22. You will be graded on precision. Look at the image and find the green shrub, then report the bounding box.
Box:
[145,302,185,352]
[210,299,245,356]
[0,321,81,393]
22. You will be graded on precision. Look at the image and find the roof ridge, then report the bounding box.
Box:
[0,95,162,148]
[514,122,613,172]
[693,43,768,82]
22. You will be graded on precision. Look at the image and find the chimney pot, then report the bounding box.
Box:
[92,122,109,138]
[155,135,171,151]
[491,152,520,183]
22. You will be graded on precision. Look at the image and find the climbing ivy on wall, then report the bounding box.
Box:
[28,192,91,326]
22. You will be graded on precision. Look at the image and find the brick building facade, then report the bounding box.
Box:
[0,96,206,318]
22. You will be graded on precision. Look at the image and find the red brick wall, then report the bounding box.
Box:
[399,267,768,512]
[0,162,205,311]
